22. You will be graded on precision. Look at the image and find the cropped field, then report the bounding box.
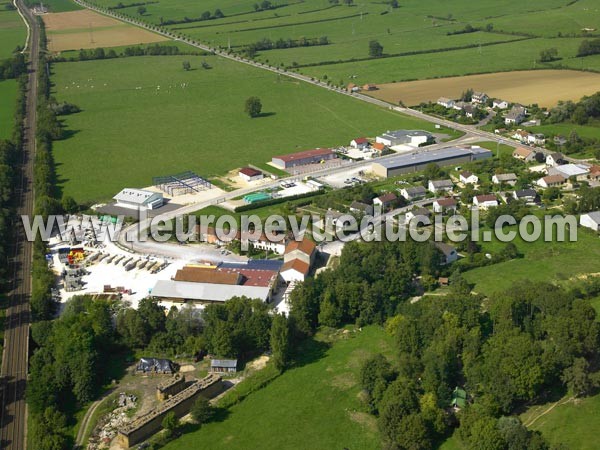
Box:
[163,325,393,450]
[43,9,168,52]
[37,0,83,12]
[0,4,27,59]
[51,55,437,203]
[0,79,17,139]
[368,70,600,108]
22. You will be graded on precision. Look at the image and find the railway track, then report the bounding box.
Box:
[0,1,40,448]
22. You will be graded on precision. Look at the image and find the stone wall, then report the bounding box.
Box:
[156,374,186,401]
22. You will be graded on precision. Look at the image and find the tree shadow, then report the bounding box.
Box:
[289,336,330,370]
[256,111,276,118]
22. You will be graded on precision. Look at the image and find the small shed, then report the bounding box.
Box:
[451,387,467,409]
[210,359,238,373]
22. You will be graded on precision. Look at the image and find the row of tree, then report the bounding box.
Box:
[159,9,224,25]
[244,36,330,54]
[577,38,600,57]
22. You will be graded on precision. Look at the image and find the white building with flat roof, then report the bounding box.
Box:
[113,188,163,210]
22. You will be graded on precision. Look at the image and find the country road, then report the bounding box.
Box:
[0,0,39,448]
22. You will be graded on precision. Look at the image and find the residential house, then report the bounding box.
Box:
[400,185,427,201]
[513,189,537,203]
[512,147,536,162]
[371,142,387,154]
[437,97,455,108]
[512,129,530,143]
[350,137,369,149]
[536,174,566,188]
[580,211,600,232]
[505,105,527,125]
[433,197,457,214]
[435,242,458,265]
[492,173,518,186]
[462,104,475,118]
[473,194,499,209]
[373,192,397,210]
[471,92,489,104]
[459,170,479,185]
[405,207,431,225]
[493,99,509,109]
[553,135,567,146]
[589,165,600,182]
[239,167,264,182]
[428,179,454,193]
[349,201,374,216]
[546,152,565,167]
[527,133,546,146]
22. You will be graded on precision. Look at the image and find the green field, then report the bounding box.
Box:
[0,3,26,59]
[37,0,83,12]
[50,54,439,203]
[463,228,600,296]
[0,79,17,139]
[163,325,393,450]
[520,393,600,450]
[86,0,600,84]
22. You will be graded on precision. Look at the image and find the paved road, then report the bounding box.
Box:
[0,0,39,448]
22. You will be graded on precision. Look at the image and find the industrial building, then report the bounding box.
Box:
[113,188,164,210]
[371,146,492,178]
[272,148,336,169]
[375,130,433,147]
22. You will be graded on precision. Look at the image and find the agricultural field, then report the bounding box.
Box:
[368,70,600,108]
[0,79,17,140]
[33,0,83,12]
[463,229,600,297]
[162,325,394,450]
[86,0,600,86]
[43,9,168,52]
[50,54,438,203]
[0,2,26,59]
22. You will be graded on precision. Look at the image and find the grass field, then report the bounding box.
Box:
[162,325,393,450]
[35,0,83,12]
[43,9,168,52]
[87,0,600,85]
[520,393,600,449]
[0,4,26,59]
[0,79,17,140]
[463,228,600,297]
[50,54,439,203]
[368,70,600,108]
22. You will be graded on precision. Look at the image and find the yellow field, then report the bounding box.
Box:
[369,70,600,108]
[43,10,168,52]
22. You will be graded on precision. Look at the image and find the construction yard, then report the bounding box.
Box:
[42,9,168,52]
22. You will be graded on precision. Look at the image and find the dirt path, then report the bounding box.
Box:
[524,396,574,428]
[74,389,115,449]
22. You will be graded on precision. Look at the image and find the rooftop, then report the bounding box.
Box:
[273,148,333,163]
[151,280,270,302]
[239,167,262,177]
[113,188,161,205]
[375,147,491,170]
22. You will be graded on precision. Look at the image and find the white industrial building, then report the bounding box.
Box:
[376,130,433,147]
[113,188,164,210]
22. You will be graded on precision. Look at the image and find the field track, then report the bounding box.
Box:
[0,0,37,448]
[369,70,600,108]
[43,9,167,51]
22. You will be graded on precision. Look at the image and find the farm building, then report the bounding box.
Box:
[371,146,492,178]
[210,359,238,374]
[580,211,600,232]
[239,167,264,182]
[113,188,163,210]
[375,130,433,147]
[271,148,336,169]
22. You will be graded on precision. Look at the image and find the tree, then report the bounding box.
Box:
[162,411,180,436]
[369,40,383,57]
[214,8,224,18]
[137,5,146,15]
[61,195,78,213]
[270,313,291,371]
[190,396,214,425]
[244,96,262,118]
[182,60,191,71]
[390,0,399,8]
[539,47,558,62]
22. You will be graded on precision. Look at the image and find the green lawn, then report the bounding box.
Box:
[50,54,438,203]
[0,79,17,139]
[463,228,600,296]
[520,392,600,450]
[38,0,83,12]
[163,325,393,450]
[0,5,26,59]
